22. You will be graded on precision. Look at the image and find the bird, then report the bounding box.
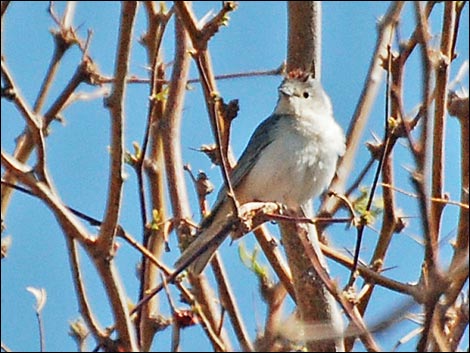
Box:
[175,70,346,275]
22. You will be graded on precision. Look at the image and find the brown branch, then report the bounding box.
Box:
[160,5,192,238]
[253,226,297,302]
[430,1,456,263]
[138,3,172,350]
[0,156,136,350]
[287,1,322,78]
[187,165,253,351]
[34,13,80,113]
[382,183,469,210]
[44,57,101,127]
[320,243,421,300]
[65,236,107,344]
[1,60,51,186]
[284,216,381,352]
[174,0,238,214]
[98,2,137,252]
[118,228,227,352]
[280,218,345,352]
[254,281,288,351]
[1,46,101,219]
[90,3,139,350]
[98,65,284,85]
[412,4,439,309]
[399,1,436,63]
[93,257,138,351]
[412,10,447,351]
[284,4,345,351]
[0,7,94,217]
[211,256,254,352]
[444,90,469,308]
[161,6,234,351]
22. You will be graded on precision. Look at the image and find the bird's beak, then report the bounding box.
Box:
[279,84,294,97]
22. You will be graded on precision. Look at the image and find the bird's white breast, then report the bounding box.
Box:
[241,113,344,209]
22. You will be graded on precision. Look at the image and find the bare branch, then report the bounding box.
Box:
[211,257,254,352]
[1,151,92,246]
[66,236,107,344]
[287,1,322,77]
[1,60,51,186]
[430,1,456,258]
[98,2,138,253]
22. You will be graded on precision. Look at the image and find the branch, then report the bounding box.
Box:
[445,89,469,308]
[66,236,107,344]
[35,5,80,113]
[1,151,92,245]
[430,1,456,258]
[279,217,345,352]
[211,257,254,352]
[174,1,239,215]
[1,9,98,217]
[1,60,51,186]
[283,215,381,352]
[287,1,322,78]
[94,257,138,351]
[137,3,172,349]
[160,4,192,237]
[98,2,137,252]
[284,3,344,351]
[253,226,296,302]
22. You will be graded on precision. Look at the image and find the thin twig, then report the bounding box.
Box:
[320,243,421,299]
[35,6,80,113]
[382,183,469,209]
[98,66,284,85]
[347,23,396,287]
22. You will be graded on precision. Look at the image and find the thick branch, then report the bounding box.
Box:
[430,1,455,254]
[98,2,137,252]
[287,1,322,78]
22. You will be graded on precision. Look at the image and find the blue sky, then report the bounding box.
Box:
[1,2,468,352]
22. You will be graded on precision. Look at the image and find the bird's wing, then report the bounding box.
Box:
[210,113,284,211]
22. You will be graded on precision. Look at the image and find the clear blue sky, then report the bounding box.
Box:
[1,2,468,352]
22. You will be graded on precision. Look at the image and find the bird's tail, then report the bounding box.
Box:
[174,202,232,275]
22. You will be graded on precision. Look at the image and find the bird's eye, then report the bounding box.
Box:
[303,91,310,98]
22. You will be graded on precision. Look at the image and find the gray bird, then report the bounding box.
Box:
[175,71,345,275]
